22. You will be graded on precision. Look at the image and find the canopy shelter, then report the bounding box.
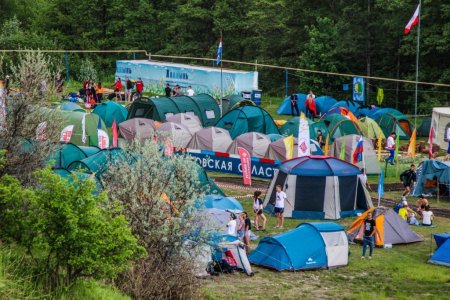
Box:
[277,94,307,115]
[215,106,280,139]
[412,160,450,197]
[187,127,233,152]
[265,138,323,161]
[318,114,361,143]
[357,117,385,139]
[156,122,192,148]
[315,96,337,115]
[263,156,372,219]
[221,94,255,114]
[127,94,220,127]
[328,134,380,174]
[228,132,271,158]
[118,118,158,141]
[92,101,128,127]
[430,107,450,149]
[376,113,414,140]
[166,113,203,134]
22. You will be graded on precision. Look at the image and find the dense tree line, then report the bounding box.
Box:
[0,0,449,112]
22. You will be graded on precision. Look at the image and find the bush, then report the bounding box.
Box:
[77,59,98,82]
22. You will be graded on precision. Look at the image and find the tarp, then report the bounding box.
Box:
[92,101,128,127]
[228,132,271,158]
[166,113,203,134]
[315,96,337,115]
[357,117,385,139]
[277,94,307,115]
[118,118,157,141]
[266,138,323,161]
[430,107,450,149]
[156,122,192,148]
[215,106,280,139]
[127,94,220,127]
[376,113,414,140]
[412,160,450,197]
[187,127,233,152]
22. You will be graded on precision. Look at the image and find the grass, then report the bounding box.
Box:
[200,189,450,300]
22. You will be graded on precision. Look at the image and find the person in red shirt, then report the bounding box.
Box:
[111,77,123,101]
[135,78,144,98]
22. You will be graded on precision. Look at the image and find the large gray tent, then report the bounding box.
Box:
[118,118,157,141]
[228,132,271,158]
[187,127,233,152]
[166,113,203,134]
[156,122,192,148]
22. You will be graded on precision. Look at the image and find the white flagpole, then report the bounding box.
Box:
[414,1,421,128]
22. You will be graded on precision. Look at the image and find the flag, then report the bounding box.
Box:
[429,126,434,159]
[324,134,329,155]
[81,113,86,144]
[352,136,364,164]
[238,147,251,185]
[297,112,310,157]
[407,128,416,158]
[404,5,420,35]
[377,168,384,205]
[394,131,400,159]
[376,88,384,106]
[283,135,294,160]
[216,36,222,65]
[60,125,74,143]
[112,119,118,148]
[97,117,109,149]
[339,136,346,160]
[377,135,382,161]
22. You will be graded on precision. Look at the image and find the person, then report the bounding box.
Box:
[415,194,428,216]
[90,83,97,104]
[187,85,195,97]
[135,78,144,98]
[5,75,10,95]
[275,184,287,229]
[95,82,104,103]
[398,202,416,222]
[237,214,245,240]
[361,212,376,259]
[290,93,299,116]
[421,205,434,226]
[400,164,416,197]
[177,85,184,96]
[172,85,179,97]
[226,213,237,236]
[253,191,266,231]
[385,132,396,165]
[360,168,372,191]
[111,77,123,101]
[409,212,419,226]
[165,83,171,97]
[125,77,133,102]
[305,89,316,119]
[242,212,252,254]
[317,130,325,149]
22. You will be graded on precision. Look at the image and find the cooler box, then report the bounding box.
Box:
[251,90,262,106]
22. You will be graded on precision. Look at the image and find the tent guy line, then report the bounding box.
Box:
[1,49,450,88]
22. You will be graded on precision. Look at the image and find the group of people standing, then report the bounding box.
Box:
[111,76,144,102]
[165,84,195,97]
[81,79,104,106]
[290,89,316,119]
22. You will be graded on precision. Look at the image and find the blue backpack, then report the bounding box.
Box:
[394,203,402,214]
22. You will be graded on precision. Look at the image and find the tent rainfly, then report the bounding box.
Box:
[228,132,271,158]
[277,94,307,115]
[118,118,158,141]
[187,127,233,152]
[92,101,128,127]
[428,233,450,267]
[156,122,192,148]
[166,113,203,134]
[412,160,450,197]
[357,117,385,139]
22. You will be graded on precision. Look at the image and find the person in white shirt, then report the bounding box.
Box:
[421,205,434,226]
[275,184,287,229]
[226,213,237,236]
[385,132,396,165]
[187,85,195,97]
[360,168,372,191]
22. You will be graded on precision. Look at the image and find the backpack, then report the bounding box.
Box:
[394,202,402,214]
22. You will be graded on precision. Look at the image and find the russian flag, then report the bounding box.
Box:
[216,36,222,65]
[352,136,364,164]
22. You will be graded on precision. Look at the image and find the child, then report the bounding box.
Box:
[408,213,419,226]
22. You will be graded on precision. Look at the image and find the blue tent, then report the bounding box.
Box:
[356,106,380,118]
[249,222,348,271]
[370,108,405,120]
[315,96,337,115]
[330,100,361,114]
[201,195,243,211]
[277,94,307,115]
[412,160,450,197]
[429,233,450,267]
[60,101,84,112]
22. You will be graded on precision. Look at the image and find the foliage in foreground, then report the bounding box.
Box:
[0,167,145,292]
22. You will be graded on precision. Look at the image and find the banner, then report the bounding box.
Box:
[164,138,174,157]
[97,129,109,149]
[297,112,310,157]
[81,113,87,144]
[112,119,118,148]
[353,77,365,102]
[283,135,294,160]
[376,88,384,105]
[60,125,74,143]
[238,147,252,185]
[407,128,417,158]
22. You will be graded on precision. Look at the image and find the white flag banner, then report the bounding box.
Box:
[297,112,310,157]
[81,113,87,144]
[60,125,74,143]
[97,129,109,149]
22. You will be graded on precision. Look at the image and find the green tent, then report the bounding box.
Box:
[54,168,103,191]
[221,95,255,114]
[49,143,101,169]
[318,114,361,142]
[279,117,315,137]
[417,116,431,137]
[60,111,108,147]
[92,101,128,127]
[215,106,280,139]
[127,94,220,127]
[357,117,385,139]
[376,113,414,140]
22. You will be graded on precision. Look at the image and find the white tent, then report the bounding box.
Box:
[430,107,450,150]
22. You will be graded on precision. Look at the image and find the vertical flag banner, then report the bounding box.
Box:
[377,168,384,207]
[324,135,329,156]
[164,138,173,157]
[97,117,109,149]
[352,136,364,164]
[339,136,346,160]
[377,135,382,161]
[81,113,87,144]
[353,77,365,102]
[297,112,310,157]
[376,88,384,105]
[216,36,222,65]
[404,4,420,35]
[283,135,294,160]
[60,125,74,143]
[407,128,417,158]
[112,119,118,148]
[238,147,252,185]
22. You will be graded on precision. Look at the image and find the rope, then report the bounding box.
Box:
[1,49,449,87]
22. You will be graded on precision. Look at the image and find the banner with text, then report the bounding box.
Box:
[238,147,252,185]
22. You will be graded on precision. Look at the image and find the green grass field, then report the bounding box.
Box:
[201,190,450,300]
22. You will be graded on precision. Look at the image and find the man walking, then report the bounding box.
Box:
[361,212,376,259]
[385,132,396,165]
[400,164,416,197]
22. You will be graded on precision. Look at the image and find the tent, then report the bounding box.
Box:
[263,156,372,219]
[279,117,314,137]
[320,107,358,123]
[357,117,385,139]
[215,106,280,139]
[319,114,361,142]
[267,134,284,142]
[248,222,348,271]
[347,207,423,247]
[187,127,233,152]
[59,101,84,112]
[430,107,450,149]
[198,208,237,234]
[156,122,192,148]
[221,94,255,114]
[213,238,253,276]
[127,94,220,127]
[429,233,450,267]
[60,111,108,147]
[118,118,158,141]
[315,96,337,115]
[92,101,128,127]
[228,132,271,158]
[370,108,405,120]
[201,195,243,211]
[417,116,431,137]
[49,143,100,169]
[376,113,414,140]
[328,135,380,174]
[265,138,323,161]
[356,106,380,118]
[277,94,307,115]
[330,100,361,114]
[54,168,103,191]
[196,167,225,196]
[412,160,450,197]
[166,113,203,134]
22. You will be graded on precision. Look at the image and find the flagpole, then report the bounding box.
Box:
[414,0,421,128]
[220,31,223,117]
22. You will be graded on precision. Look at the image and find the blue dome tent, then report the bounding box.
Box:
[201,195,244,211]
[277,94,307,115]
[330,100,361,114]
[315,96,337,115]
[429,233,450,267]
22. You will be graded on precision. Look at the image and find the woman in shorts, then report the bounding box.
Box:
[253,191,266,231]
